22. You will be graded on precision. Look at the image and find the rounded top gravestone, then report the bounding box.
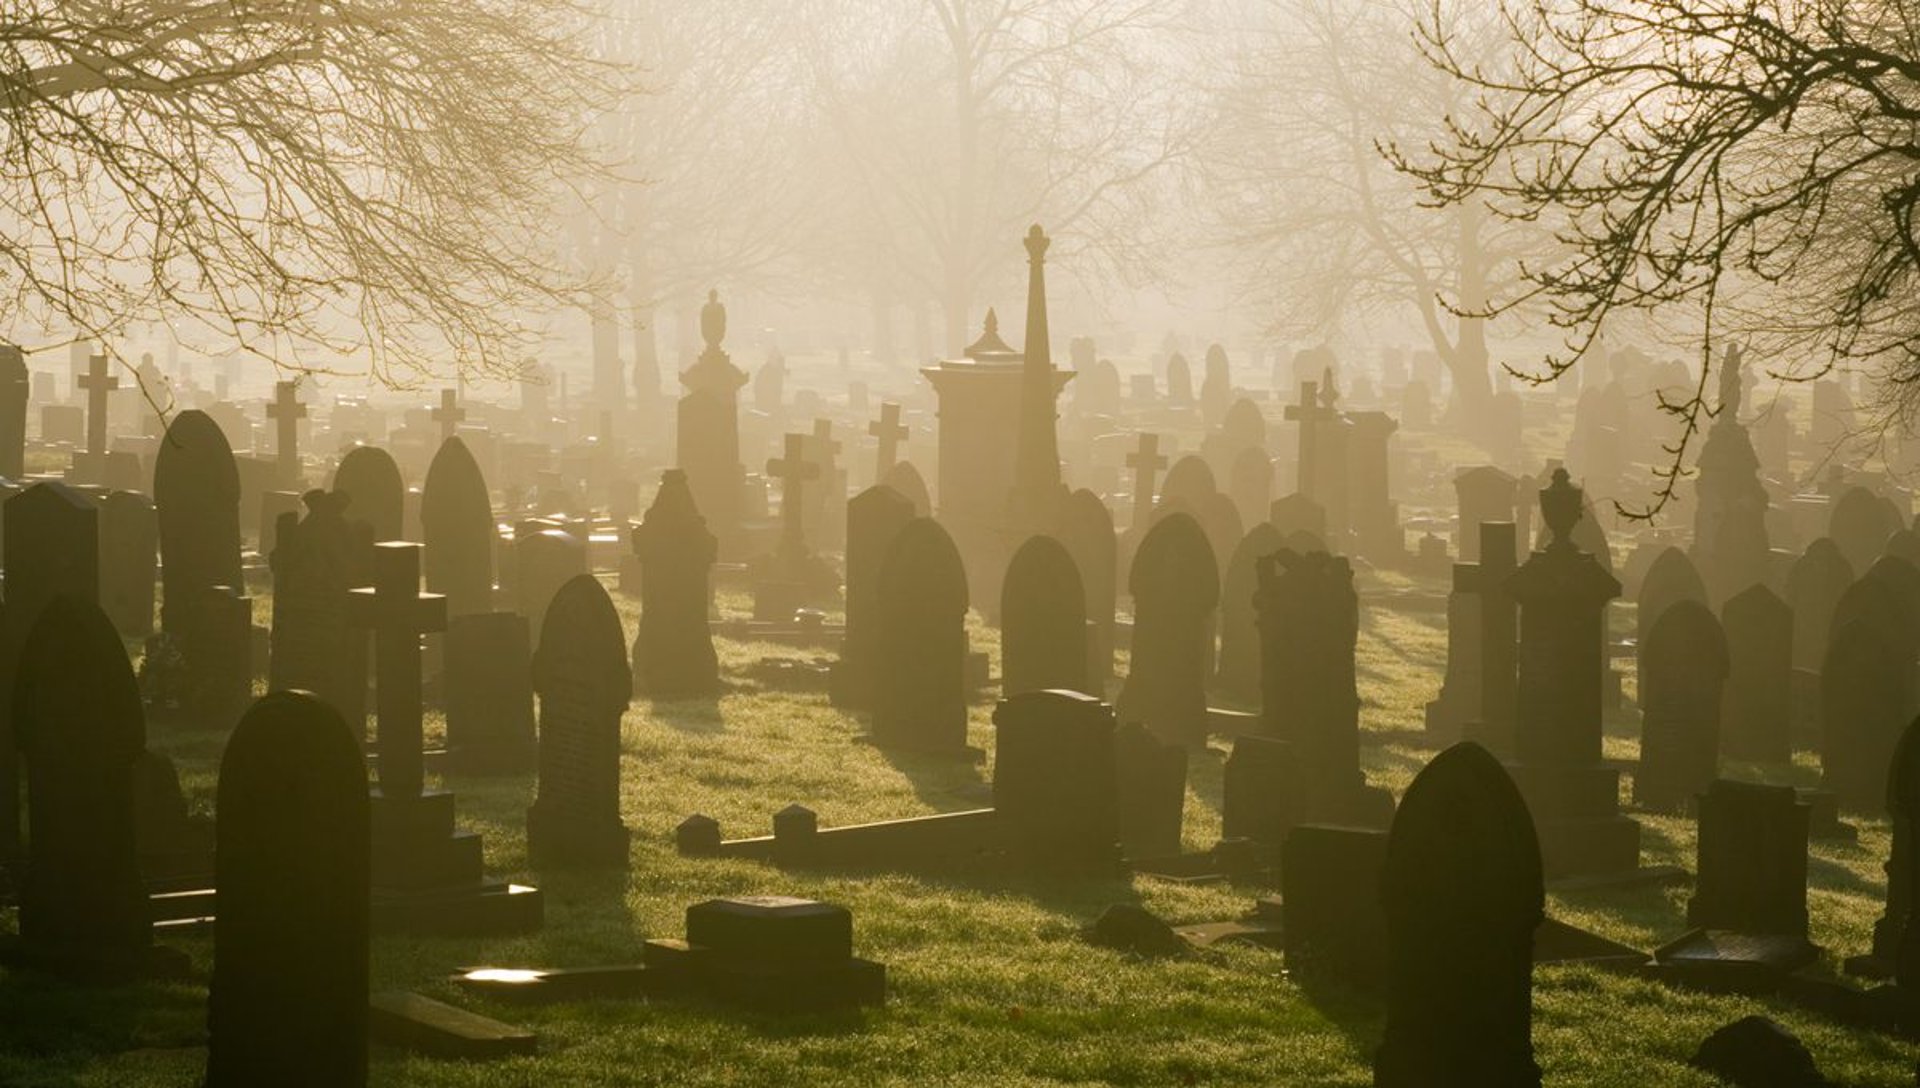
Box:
[1158,455,1217,515]
[153,409,241,635]
[1636,546,1708,648]
[881,460,932,518]
[207,691,368,1087]
[331,444,405,543]
[1222,398,1266,452]
[421,436,495,617]
[1830,486,1897,576]
[1000,534,1087,697]
[1129,511,1220,611]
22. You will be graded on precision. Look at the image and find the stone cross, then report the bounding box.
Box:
[266,380,306,484]
[348,542,447,801]
[766,433,819,552]
[78,351,118,458]
[1126,432,1167,530]
[432,388,465,443]
[869,402,908,478]
[1286,380,1337,500]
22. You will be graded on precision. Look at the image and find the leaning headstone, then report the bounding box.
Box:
[527,574,633,869]
[422,436,495,618]
[154,409,242,636]
[1373,743,1543,1088]
[7,597,156,978]
[206,692,369,1088]
[1720,584,1793,764]
[1117,513,1219,747]
[1000,535,1088,697]
[871,517,970,754]
[98,490,157,639]
[331,445,405,543]
[632,470,720,698]
[1634,600,1728,812]
[830,484,915,709]
[444,612,536,775]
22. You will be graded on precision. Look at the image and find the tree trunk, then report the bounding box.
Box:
[1447,200,1493,423]
[589,295,623,407]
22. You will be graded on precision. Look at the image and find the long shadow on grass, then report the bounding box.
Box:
[648,695,727,735]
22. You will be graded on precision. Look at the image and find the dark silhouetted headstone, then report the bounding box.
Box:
[633,470,720,698]
[1788,537,1853,673]
[1688,780,1809,939]
[1830,485,1897,576]
[269,490,370,725]
[1635,600,1728,812]
[993,690,1118,873]
[1721,584,1793,764]
[1374,743,1543,1088]
[1852,716,1920,977]
[1689,1017,1827,1088]
[1284,824,1388,990]
[206,692,369,1087]
[331,445,405,543]
[185,584,253,731]
[1636,546,1708,679]
[1000,534,1087,696]
[11,597,152,978]
[831,484,914,709]
[154,409,241,636]
[871,517,970,754]
[421,436,494,618]
[1118,512,1218,747]
[1822,619,1911,812]
[1114,721,1186,858]
[1055,487,1118,687]
[528,574,632,868]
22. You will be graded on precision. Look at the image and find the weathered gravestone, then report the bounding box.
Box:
[1282,823,1389,991]
[871,517,970,754]
[154,409,241,636]
[185,585,253,731]
[1687,780,1811,940]
[1117,512,1218,747]
[1055,488,1118,687]
[6,597,162,979]
[1505,469,1638,877]
[515,526,586,650]
[331,444,405,543]
[528,574,633,869]
[1215,522,1282,703]
[444,612,536,775]
[269,490,371,726]
[205,692,369,1087]
[0,482,98,851]
[831,484,915,709]
[632,469,720,699]
[1822,619,1913,813]
[1373,742,1543,1088]
[992,690,1120,873]
[1000,534,1087,697]
[422,436,495,618]
[1635,600,1729,812]
[98,490,157,639]
[1721,584,1793,764]
[1254,548,1392,827]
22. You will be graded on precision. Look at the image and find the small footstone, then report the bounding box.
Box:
[1688,1016,1827,1087]
[367,991,536,1060]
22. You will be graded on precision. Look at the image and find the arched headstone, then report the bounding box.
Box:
[1634,600,1728,811]
[1117,513,1219,747]
[421,436,494,618]
[1000,534,1087,697]
[331,445,404,543]
[207,692,369,1087]
[154,409,241,635]
[1830,486,1897,576]
[1720,583,1793,764]
[1822,619,1912,812]
[831,484,915,710]
[1216,522,1282,702]
[1374,742,1543,1087]
[528,574,632,868]
[1787,538,1853,672]
[1055,488,1118,688]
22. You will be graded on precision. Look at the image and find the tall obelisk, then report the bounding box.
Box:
[1008,224,1069,536]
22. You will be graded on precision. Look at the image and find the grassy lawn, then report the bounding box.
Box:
[0,577,1914,1086]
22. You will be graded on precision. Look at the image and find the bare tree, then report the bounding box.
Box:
[0,0,615,386]
[1401,0,1920,509]
[803,0,1199,356]
[1203,0,1545,421]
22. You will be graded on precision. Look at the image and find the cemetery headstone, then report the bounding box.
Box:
[1721,584,1793,764]
[444,611,536,774]
[154,409,241,636]
[528,574,633,868]
[331,444,405,543]
[999,534,1088,696]
[422,436,495,618]
[632,470,720,698]
[1117,512,1218,747]
[871,517,970,754]
[1634,600,1729,812]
